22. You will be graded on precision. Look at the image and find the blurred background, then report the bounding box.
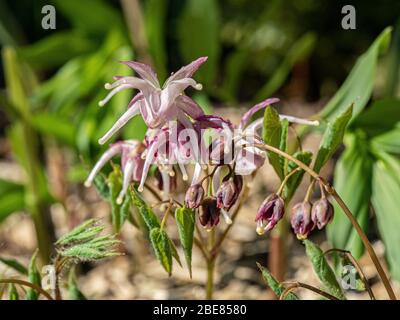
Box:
[1,0,400,299]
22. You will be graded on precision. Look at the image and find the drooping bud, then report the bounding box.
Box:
[255,194,285,235]
[185,184,205,209]
[216,175,243,210]
[290,202,315,240]
[155,168,177,193]
[311,197,334,229]
[199,197,221,229]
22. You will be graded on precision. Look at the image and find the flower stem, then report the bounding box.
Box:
[280,281,339,300]
[0,279,53,300]
[254,143,397,300]
[206,228,216,300]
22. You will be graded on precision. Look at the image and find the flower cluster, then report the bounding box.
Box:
[85,57,321,234]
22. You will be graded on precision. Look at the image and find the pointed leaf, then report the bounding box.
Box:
[284,151,312,202]
[304,240,346,299]
[150,227,172,275]
[130,188,160,230]
[26,250,41,300]
[0,257,28,275]
[319,27,392,121]
[256,263,298,300]
[263,106,283,179]
[175,207,195,277]
[313,105,353,173]
[8,284,19,300]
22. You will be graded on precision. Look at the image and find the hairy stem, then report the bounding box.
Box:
[206,228,216,300]
[0,279,53,300]
[280,281,339,300]
[254,143,396,300]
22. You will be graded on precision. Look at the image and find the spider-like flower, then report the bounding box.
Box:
[97,57,207,145]
[85,140,145,204]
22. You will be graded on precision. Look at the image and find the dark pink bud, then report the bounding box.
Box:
[255,194,285,235]
[199,197,221,229]
[291,202,315,240]
[185,184,204,209]
[216,175,243,210]
[155,168,177,193]
[311,198,334,229]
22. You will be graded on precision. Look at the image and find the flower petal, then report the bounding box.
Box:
[120,61,160,88]
[239,98,280,129]
[175,95,204,119]
[164,56,208,86]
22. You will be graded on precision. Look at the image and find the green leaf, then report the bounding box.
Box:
[108,168,130,233]
[327,134,372,258]
[284,151,313,202]
[56,218,100,246]
[319,27,392,121]
[19,31,94,68]
[0,257,28,275]
[351,98,400,137]
[68,268,87,300]
[26,250,41,300]
[130,188,160,230]
[371,152,400,280]
[279,119,289,175]
[256,263,298,300]
[175,207,195,277]
[313,105,353,173]
[263,106,283,179]
[8,284,19,300]
[93,174,110,199]
[31,112,76,146]
[178,0,220,85]
[304,240,346,300]
[255,32,316,101]
[372,126,400,155]
[150,227,172,275]
[0,179,25,222]
[337,254,365,292]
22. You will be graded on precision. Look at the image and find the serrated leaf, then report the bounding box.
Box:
[150,228,172,275]
[0,257,28,275]
[263,106,283,179]
[338,255,365,292]
[313,105,353,173]
[327,134,372,258]
[130,188,160,230]
[93,174,109,199]
[319,27,392,121]
[168,239,182,268]
[26,250,41,300]
[8,284,19,300]
[284,151,312,202]
[256,263,298,300]
[175,207,195,277]
[68,268,87,300]
[56,219,100,246]
[304,240,346,299]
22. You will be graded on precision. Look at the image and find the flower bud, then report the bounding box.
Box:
[155,168,177,193]
[255,194,285,235]
[199,197,221,229]
[185,184,205,209]
[290,202,314,240]
[311,198,334,229]
[216,175,243,210]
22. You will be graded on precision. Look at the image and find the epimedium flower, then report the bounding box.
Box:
[290,201,315,239]
[97,57,207,145]
[255,193,285,235]
[311,197,334,229]
[84,140,145,204]
[199,197,221,230]
[185,184,205,209]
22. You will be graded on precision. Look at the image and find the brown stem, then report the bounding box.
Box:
[0,279,53,300]
[280,281,339,300]
[324,248,375,300]
[253,143,396,300]
[144,183,163,202]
